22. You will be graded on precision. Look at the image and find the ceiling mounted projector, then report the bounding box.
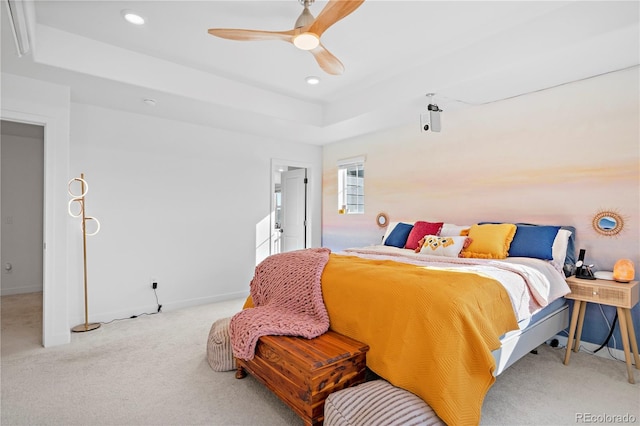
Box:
[421,103,443,133]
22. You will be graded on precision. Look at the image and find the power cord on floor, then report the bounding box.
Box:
[100,287,162,325]
[101,311,159,325]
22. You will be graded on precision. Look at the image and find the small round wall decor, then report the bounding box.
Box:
[376,213,389,228]
[592,210,624,237]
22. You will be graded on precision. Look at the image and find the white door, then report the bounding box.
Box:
[281,168,307,252]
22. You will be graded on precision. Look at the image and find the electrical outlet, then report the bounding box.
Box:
[152,282,158,290]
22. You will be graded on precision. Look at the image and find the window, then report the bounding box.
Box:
[337,156,364,214]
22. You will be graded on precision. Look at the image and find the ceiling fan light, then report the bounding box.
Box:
[293,32,319,50]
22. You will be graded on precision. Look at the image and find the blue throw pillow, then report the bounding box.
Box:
[508,225,560,260]
[384,223,414,248]
[479,221,577,276]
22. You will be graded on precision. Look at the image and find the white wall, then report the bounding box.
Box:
[1,72,322,344]
[1,124,44,295]
[68,103,322,324]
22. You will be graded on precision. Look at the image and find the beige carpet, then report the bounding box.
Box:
[1,292,639,425]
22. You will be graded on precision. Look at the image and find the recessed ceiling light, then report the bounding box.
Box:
[305,76,320,85]
[122,10,145,25]
[143,98,156,107]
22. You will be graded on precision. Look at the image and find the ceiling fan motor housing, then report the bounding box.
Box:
[295,1,316,28]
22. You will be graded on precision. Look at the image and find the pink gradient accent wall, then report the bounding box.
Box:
[322,67,639,274]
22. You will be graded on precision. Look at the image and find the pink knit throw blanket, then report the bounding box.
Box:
[229,248,331,360]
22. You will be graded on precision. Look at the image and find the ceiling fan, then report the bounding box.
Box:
[208,0,365,75]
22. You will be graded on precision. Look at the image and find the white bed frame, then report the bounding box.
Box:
[492,303,569,375]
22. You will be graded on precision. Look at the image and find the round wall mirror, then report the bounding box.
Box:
[376,213,389,228]
[592,210,624,236]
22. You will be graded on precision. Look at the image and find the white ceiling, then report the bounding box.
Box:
[2,1,638,145]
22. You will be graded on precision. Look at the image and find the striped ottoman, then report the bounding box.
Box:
[324,380,445,426]
[206,317,235,372]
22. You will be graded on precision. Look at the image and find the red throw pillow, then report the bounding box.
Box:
[405,221,444,250]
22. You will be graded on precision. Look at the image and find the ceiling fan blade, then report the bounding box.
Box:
[307,0,365,37]
[309,44,344,75]
[208,28,294,43]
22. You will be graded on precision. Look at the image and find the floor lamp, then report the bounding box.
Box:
[68,173,101,332]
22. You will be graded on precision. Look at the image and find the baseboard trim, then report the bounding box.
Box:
[82,291,250,325]
[43,331,71,348]
[1,286,43,296]
[162,292,249,312]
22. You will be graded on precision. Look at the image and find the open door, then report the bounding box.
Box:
[280,168,307,253]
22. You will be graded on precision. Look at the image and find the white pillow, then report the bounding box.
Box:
[419,235,467,257]
[551,229,572,271]
[381,222,400,245]
[439,223,471,237]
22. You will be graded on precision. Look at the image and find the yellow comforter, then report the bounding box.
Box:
[244,253,519,425]
[321,254,518,426]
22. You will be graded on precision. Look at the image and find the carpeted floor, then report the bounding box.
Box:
[1,292,639,425]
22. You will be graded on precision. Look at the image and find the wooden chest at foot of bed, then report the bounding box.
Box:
[235,331,369,426]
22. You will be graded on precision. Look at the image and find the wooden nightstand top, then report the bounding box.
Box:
[565,276,639,309]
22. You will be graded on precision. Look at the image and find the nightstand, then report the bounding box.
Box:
[564,276,639,383]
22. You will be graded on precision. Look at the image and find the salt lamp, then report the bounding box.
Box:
[613,259,635,283]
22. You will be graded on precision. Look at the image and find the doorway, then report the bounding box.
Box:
[2,85,71,348]
[271,160,310,256]
[1,120,45,348]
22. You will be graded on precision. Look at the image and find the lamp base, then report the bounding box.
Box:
[71,322,101,333]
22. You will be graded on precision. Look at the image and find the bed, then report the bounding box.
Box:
[236,221,575,425]
[335,244,572,375]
